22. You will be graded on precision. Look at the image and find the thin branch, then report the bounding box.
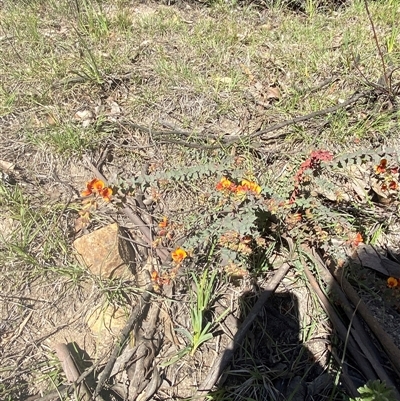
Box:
[120,90,370,149]
[197,261,292,394]
[248,91,368,141]
[94,282,154,396]
[363,0,391,93]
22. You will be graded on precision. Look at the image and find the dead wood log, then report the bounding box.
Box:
[330,259,400,378]
[308,248,399,393]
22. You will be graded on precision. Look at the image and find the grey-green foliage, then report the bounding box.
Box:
[130,160,243,188]
[183,202,259,250]
[124,157,269,261]
[334,148,397,170]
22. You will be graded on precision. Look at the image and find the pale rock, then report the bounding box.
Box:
[73,223,135,279]
[86,303,132,356]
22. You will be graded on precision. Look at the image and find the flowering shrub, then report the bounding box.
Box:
[137,150,372,275]
[79,150,399,283]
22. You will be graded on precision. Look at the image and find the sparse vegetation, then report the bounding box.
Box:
[1,0,400,400]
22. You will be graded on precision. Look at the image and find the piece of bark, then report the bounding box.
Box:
[350,244,400,277]
[309,249,398,391]
[53,343,93,401]
[127,301,160,399]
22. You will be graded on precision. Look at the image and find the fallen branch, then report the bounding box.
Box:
[53,343,94,401]
[120,90,370,149]
[94,281,154,396]
[308,248,399,395]
[302,262,367,398]
[197,261,292,394]
[330,258,400,378]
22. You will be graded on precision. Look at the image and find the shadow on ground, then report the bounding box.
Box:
[210,291,341,400]
[207,246,400,401]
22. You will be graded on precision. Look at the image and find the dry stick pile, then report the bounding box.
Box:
[302,247,400,399]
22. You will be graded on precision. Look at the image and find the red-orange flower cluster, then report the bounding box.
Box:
[381,181,398,191]
[374,159,399,193]
[216,176,238,192]
[290,150,333,203]
[216,177,261,196]
[82,178,112,202]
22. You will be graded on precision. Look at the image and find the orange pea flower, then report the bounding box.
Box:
[101,187,113,202]
[389,181,398,190]
[243,179,261,194]
[375,159,387,174]
[387,277,399,288]
[81,178,98,197]
[82,178,112,201]
[171,248,187,263]
[216,177,237,192]
[82,178,105,196]
[159,217,168,228]
[236,179,262,195]
[351,233,363,247]
[93,179,105,193]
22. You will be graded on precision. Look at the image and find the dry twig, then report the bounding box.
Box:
[197,261,292,395]
[94,281,154,396]
[120,90,370,149]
